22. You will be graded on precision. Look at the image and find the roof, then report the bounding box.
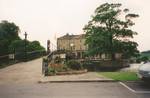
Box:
[57,34,85,40]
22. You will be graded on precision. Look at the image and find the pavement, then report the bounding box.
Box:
[40,72,113,83]
[0,58,43,85]
[0,58,113,84]
[0,58,150,98]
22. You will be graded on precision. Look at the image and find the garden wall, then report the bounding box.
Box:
[81,60,129,71]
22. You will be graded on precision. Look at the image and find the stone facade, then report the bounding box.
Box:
[57,34,88,58]
[57,34,88,51]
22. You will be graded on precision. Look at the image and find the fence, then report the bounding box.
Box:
[0,50,46,68]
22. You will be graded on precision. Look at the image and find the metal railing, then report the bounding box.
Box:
[0,50,46,68]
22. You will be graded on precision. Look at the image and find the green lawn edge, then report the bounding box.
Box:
[98,72,140,81]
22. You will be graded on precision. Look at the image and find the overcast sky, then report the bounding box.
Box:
[0,0,149,51]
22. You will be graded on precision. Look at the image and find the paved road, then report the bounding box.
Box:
[0,82,150,98]
[0,58,43,84]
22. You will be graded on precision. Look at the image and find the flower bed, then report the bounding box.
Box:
[47,60,87,76]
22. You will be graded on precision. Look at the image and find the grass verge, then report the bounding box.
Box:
[98,72,140,81]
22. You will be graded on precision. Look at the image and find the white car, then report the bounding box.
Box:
[138,62,150,81]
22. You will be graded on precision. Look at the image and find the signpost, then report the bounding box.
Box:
[24,32,27,61]
[42,58,48,76]
[9,54,15,59]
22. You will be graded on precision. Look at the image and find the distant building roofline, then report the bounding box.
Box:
[57,33,85,40]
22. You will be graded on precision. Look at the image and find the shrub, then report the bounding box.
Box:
[54,56,62,63]
[66,60,82,70]
[140,56,149,62]
[43,57,48,62]
[47,64,70,75]
[48,67,56,75]
[136,56,149,63]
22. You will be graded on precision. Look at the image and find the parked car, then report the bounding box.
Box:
[137,62,150,81]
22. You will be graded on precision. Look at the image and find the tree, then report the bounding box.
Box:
[83,3,139,60]
[0,20,20,41]
[27,41,45,51]
[8,39,29,53]
[9,40,45,53]
[0,39,9,55]
[0,20,20,55]
[0,20,45,62]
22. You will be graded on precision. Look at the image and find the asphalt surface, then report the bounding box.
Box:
[122,81,150,92]
[0,82,150,98]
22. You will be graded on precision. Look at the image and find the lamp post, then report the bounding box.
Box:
[47,40,50,54]
[70,43,74,51]
[24,32,27,61]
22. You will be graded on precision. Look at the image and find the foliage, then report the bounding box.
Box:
[98,72,139,81]
[8,39,45,61]
[0,20,45,65]
[0,20,20,41]
[66,52,76,60]
[0,39,9,55]
[140,56,149,62]
[43,57,48,62]
[8,40,27,53]
[135,50,150,63]
[48,64,70,75]
[0,20,45,56]
[9,39,45,53]
[83,3,139,60]
[27,41,45,51]
[141,50,150,59]
[136,56,149,63]
[54,56,62,63]
[66,60,83,70]
[0,20,20,55]
[48,67,56,75]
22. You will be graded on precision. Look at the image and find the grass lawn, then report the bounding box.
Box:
[98,72,140,81]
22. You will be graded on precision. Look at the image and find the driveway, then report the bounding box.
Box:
[0,58,43,84]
